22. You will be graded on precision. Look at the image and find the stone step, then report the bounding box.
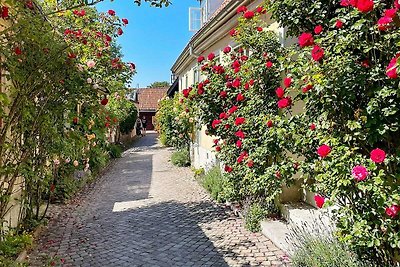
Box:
[261,202,334,255]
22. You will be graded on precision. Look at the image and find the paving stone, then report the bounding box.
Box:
[27,133,291,266]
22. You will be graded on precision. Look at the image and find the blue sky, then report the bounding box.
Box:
[96,0,199,88]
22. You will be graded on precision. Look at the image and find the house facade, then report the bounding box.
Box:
[135,87,169,130]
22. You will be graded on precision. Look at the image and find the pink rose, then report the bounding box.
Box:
[385,204,400,218]
[352,165,369,181]
[298,32,314,48]
[317,144,331,158]
[370,148,386,163]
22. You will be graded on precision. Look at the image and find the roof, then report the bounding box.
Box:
[136,87,168,112]
[167,78,179,97]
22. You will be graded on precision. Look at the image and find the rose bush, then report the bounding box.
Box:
[267,0,400,263]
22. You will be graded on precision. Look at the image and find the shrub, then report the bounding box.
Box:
[108,144,123,158]
[200,166,226,202]
[0,231,32,260]
[119,106,138,135]
[171,149,190,167]
[244,202,267,233]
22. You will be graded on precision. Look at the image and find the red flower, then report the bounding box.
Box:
[311,45,324,62]
[283,77,292,88]
[249,79,254,86]
[277,97,291,109]
[1,6,9,18]
[223,46,231,53]
[385,204,400,218]
[241,55,248,61]
[243,11,254,19]
[25,1,34,9]
[108,9,116,16]
[105,34,112,42]
[232,60,241,69]
[314,25,323,35]
[219,112,228,119]
[236,93,245,102]
[225,124,230,129]
[247,160,254,168]
[14,47,22,55]
[386,55,399,79]
[235,117,246,126]
[298,32,314,48]
[208,52,215,61]
[317,144,331,158]
[73,117,79,125]
[256,6,266,14]
[336,20,344,29]
[232,78,241,88]
[314,195,325,208]
[105,122,110,128]
[236,140,242,148]
[378,16,393,31]
[117,28,123,35]
[275,87,285,99]
[197,55,205,63]
[302,84,313,93]
[229,106,238,114]
[229,28,237,36]
[310,123,316,130]
[224,165,233,173]
[352,165,369,182]
[395,0,400,9]
[101,98,109,106]
[267,120,273,128]
[370,148,386,163]
[182,88,190,98]
[235,130,245,139]
[384,8,397,19]
[122,18,129,25]
[275,171,281,179]
[266,61,273,68]
[256,27,263,32]
[212,119,222,129]
[215,146,221,152]
[340,0,351,6]
[220,91,227,98]
[237,6,247,13]
[356,0,374,13]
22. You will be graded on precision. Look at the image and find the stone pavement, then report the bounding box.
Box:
[27,133,290,267]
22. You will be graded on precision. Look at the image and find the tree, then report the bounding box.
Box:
[148,81,170,88]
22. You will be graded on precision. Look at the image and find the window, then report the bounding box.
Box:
[189,7,202,32]
[193,67,199,84]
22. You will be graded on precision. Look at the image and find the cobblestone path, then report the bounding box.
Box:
[28,133,290,267]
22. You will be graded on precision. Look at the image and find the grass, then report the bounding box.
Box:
[171,149,190,167]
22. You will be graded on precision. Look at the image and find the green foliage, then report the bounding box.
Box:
[0,231,32,260]
[147,81,170,88]
[171,149,191,167]
[292,236,366,267]
[199,166,226,203]
[244,202,270,233]
[156,94,194,149]
[108,144,123,158]
[119,106,138,135]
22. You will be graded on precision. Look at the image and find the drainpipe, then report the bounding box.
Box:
[189,44,200,59]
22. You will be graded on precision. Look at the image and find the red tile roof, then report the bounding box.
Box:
[136,87,168,111]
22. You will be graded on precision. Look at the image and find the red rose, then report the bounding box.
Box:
[182,88,190,98]
[208,52,215,61]
[223,46,231,53]
[283,77,292,88]
[312,45,324,62]
[385,204,400,218]
[26,1,34,9]
[212,119,222,129]
[105,34,112,42]
[277,97,291,109]
[249,79,254,86]
[229,28,237,36]
[213,139,219,145]
[235,130,245,139]
[232,60,241,69]
[197,55,205,63]
[73,117,79,125]
[236,93,245,102]
[317,144,331,158]
[340,0,351,6]
[229,106,238,114]
[275,171,281,179]
[1,6,9,18]
[224,165,233,173]
[122,18,129,25]
[302,84,313,93]
[266,61,273,68]
[356,0,374,13]
[237,6,247,13]
[378,16,393,31]
[370,148,386,163]
[117,28,123,35]
[236,140,242,148]
[235,117,246,126]
[232,78,241,88]
[314,25,323,35]
[298,32,314,48]
[14,47,22,55]
[257,27,263,32]
[225,124,230,129]
[314,195,325,208]
[336,19,344,29]
[241,55,248,61]
[384,9,397,18]
[275,87,285,98]
[243,11,254,19]
[247,160,254,168]
[310,123,316,130]
[386,55,399,79]
[108,9,116,16]
[256,6,266,14]
[101,98,109,106]
[219,112,228,120]
[215,146,221,152]
[220,91,227,98]
[267,120,273,128]
[395,0,400,9]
